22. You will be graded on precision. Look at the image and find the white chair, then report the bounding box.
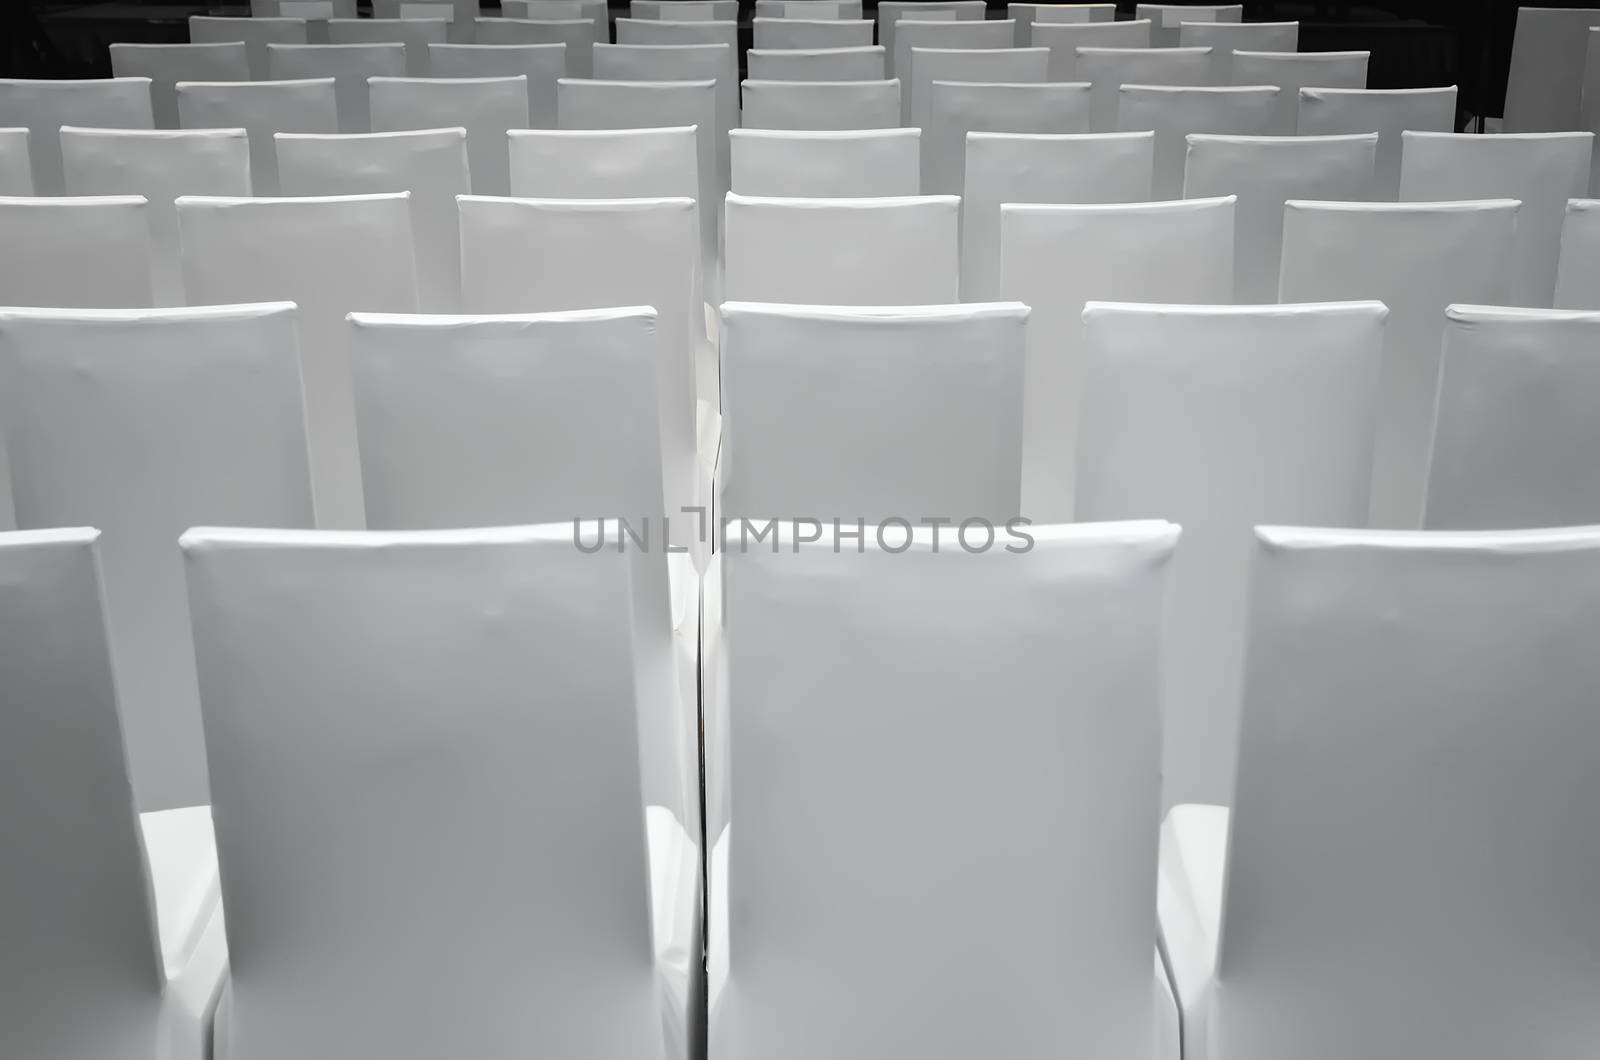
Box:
[615,17,739,55]
[509,126,698,202]
[633,0,739,18]
[266,42,407,132]
[705,517,1179,1060]
[60,127,250,307]
[1505,6,1600,132]
[0,300,312,818]
[1179,21,1296,84]
[740,78,902,130]
[1184,133,1377,303]
[326,17,446,76]
[181,524,698,1060]
[176,77,337,195]
[965,129,1154,301]
[593,43,735,189]
[1277,199,1518,528]
[731,128,921,196]
[502,0,609,44]
[1076,300,1386,809]
[1009,3,1116,47]
[0,527,227,1060]
[178,193,419,528]
[277,129,469,312]
[1295,85,1457,199]
[189,16,309,79]
[878,0,987,74]
[1159,523,1600,1060]
[893,19,1014,86]
[380,0,472,42]
[1580,28,1600,195]
[926,80,1092,194]
[1078,46,1213,131]
[369,76,528,196]
[997,195,1232,518]
[1232,49,1368,133]
[752,17,874,50]
[724,193,959,305]
[0,127,30,194]
[0,195,154,308]
[1555,197,1600,308]
[474,19,594,77]
[908,46,1050,128]
[428,43,566,127]
[110,43,249,127]
[1116,84,1278,200]
[1032,19,1151,81]
[1399,130,1592,308]
[1137,2,1241,47]
[254,0,357,19]
[746,46,887,82]
[755,0,865,18]
[0,77,153,194]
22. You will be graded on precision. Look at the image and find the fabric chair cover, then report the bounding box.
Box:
[1295,86,1456,199]
[893,19,1014,87]
[1032,20,1151,80]
[189,17,309,79]
[325,17,446,76]
[1231,49,1367,133]
[1278,199,1518,528]
[0,128,30,194]
[1184,132,1377,303]
[110,43,248,127]
[632,0,739,18]
[1504,6,1600,132]
[909,46,1050,128]
[253,0,358,20]
[473,19,594,76]
[926,80,1092,195]
[1116,84,1278,200]
[1179,21,1296,83]
[369,76,528,196]
[266,42,406,132]
[754,0,866,19]
[1555,197,1600,308]
[176,78,336,195]
[740,79,901,130]
[365,0,471,44]
[0,77,153,194]
[878,1,987,74]
[427,43,566,127]
[501,0,608,44]
[752,18,874,49]
[1009,4,1116,47]
[1076,301,1386,808]
[1080,46,1213,131]
[0,195,154,308]
[593,43,735,190]
[746,46,887,81]
[615,17,739,55]
[1398,130,1592,308]
[730,128,920,197]
[1137,3,1241,46]
[997,195,1231,518]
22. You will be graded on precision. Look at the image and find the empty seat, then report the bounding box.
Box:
[474,19,594,76]
[615,16,739,55]
[593,43,735,188]
[502,0,608,43]
[632,0,739,18]
[326,17,447,76]
[1295,85,1457,199]
[1137,2,1241,47]
[369,76,528,196]
[1504,6,1600,132]
[908,46,1050,128]
[1009,3,1116,47]
[1032,19,1152,80]
[1555,197,1600,308]
[1116,84,1277,199]
[926,80,1092,194]
[0,195,154,308]
[267,42,407,132]
[1078,46,1213,131]
[879,0,987,71]
[0,127,30,194]
[509,126,698,202]
[755,0,866,18]
[893,19,1014,85]
[110,42,248,127]
[740,79,902,130]
[0,77,154,193]
[730,128,921,196]
[746,46,887,81]
[1231,49,1368,132]
[176,77,337,194]
[752,17,874,49]
[1178,20,1297,83]
[428,43,566,127]
[189,16,310,79]
[254,0,357,18]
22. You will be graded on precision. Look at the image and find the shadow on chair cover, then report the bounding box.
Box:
[369,75,528,196]
[878,0,987,76]
[1230,49,1368,133]
[739,79,902,130]
[1294,86,1456,200]
[0,77,154,193]
[503,0,608,44]
[110,43,249,127]
[1555,198,1600,308]
[752,17,874,50]
[326,17,446,76]
[266,42,407,131]
[0,128,31,194]
[474,18,595,75]
[1078,46,1212,131]
[908,45,1049,129]
[176,77,338,195]
[1009,2,1116,47]
[189,16,310,79]
[746,45,887,81]
[1031,19,1151,81]
[593,43,735,191]
[730,128,920,197]
[1178,21,1295,84]
[926,80,1092,195]
[428,43,566,127]
[894,19,1014,98]
[1138,2,1240,47]
[1116,85,1277,201]
[1504,6,1600,132]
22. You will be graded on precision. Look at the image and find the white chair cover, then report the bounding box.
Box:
[1078,46,1213,131]
[1076,301,1386,809]
[1160,523,1600,1060]
[1178,21,1296,84]
[502,0,608,44]
[178,193,419,528]
[909,46,1050,128]
[593,43,735,190]
[428,44,565,127]
[755,0,866,19]
[277,128,469,312]
[474,19,594,76]
[878,0,987,74]
[1505,6,1600,132]
[1555,197,1600,308]
[110,43,248,127]
[1009,3,1116,47]
[1032,19,1151,80]
[369,76,528,196]
[177,77,337,195]
[0,128,30,194]
[0,303,313,812]
[189,16,309,79]
[1116,84,1278,200]
[1278,199,1518,528]
[1231,49,1368,132]
[0,195,154,308]
[615,17,739,54]
[632,0,739,18]
[1398,130,1592,307]
[894,19,1014,87]
[0,77,153,194]
[723,193,959,305]
[740,78,902,130]
[1295,85,1456,199]
[1184,132,1377,303]
[181,524,697,1060]
[746,46,886,81]
[253,0,357,20]
[997,194,1231,518]
[326,17,446,76]
[926,80,1092,194]
[1137,3,1241,47]
[752,17,874,49]
[266,42,406,132]
[730,128,921,196]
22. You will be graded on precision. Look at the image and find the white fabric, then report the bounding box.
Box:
[997,195,1232,518]
[326,17,447,76]
[1009,4,1116,46]
[60,127,251,307]
[1178,21,1296,83]
[0,127,30,194]
[277,128,469,312]
[474,19,594,77]
[0,195,154,308]
[1079,46,1213,131]
[632,0,739,18]
[616,17,739,56]
[1505,6,1600,132]
[189,16,309,79]
[1184,133,1377,303]
[926,80,1092,195]
[369,76,528,196]
[0,528,225,1060]
[1161,524,1600,1060]
[746,46,886,81]
[1555,197,1600,308]
[1137,3,1241,47]
[1582,28,1600,195]
[110,43,248,127]
[755,0,865,19]
[502,0,609,44]
[1231,49,1367,132]
[182,524,696,1060]
[1032,19,1151,80]
[893,19,1013,89]
[177,78,336,195]
[706,519,1176,1060]
[0,305,313,811]
[739,78,901,130]
[0,77,153,194]
[1295,85,1456,199]
[1076,301,1386,809]
[1398,130,1592,308]
[909,46,1050,129]
[878,1,986,75]
[178,193,419,528]
[266,42,406,132]
[1278,199,1518,528]
[1116,84,1277,200]
[379,1,470,43]
[751,17,873,49]
[253,0,356,19]
[428,43,565,127]
[593,43,735,190]
[730,128,921,196]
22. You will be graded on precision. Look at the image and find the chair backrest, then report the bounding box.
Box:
[502,0,608,43]
[277,128,469,313]
[746,46,887,81]
[909,46,1050,127]
[1184,132,1377,303]
[368,76,527,196]
[509,126,698,202]
[473,18,594,75]
[254,0,357,17]
[1032,19,1151,80]
[926,80,1092,194]
[0,304,313,811]
[0,128,30,194]
[1077,46,1213,131]
[189,16,309,79]
[1423,304,1600,529]
[1076,300,1386,808]
[755,0,866,18]
[266,42,407,131]
[878,0,987,73]
[1217,523,1600,1060]
[325,17,446,76]
[893,19,1014,85]
[717,302,1026,522]
[1137,2,1241,46]
[1115,84,1277,199]
[1295,85,1457,199]
[731,128,921,196]
[593,43,735,188]
[997,195,1231,518]
[176,77,336,195]
[1178,21,1296,83]
[1009,3,1116,46]
[1504,6,1600,132]
[0,195,154,308]
[181,524,668,1059]
[0,528,167,1057]
[0,78,153,194]
[752,17,874,50]
[615,16,739,53]
[709,519,1177,1060]
[740,78,902,130]
[60,126,251,307]
[1230,49,1368,132]
[1398,130,1592,308]
[110,42,248,127]
[724,193,960,305]
[1555,197,1600,308]
[427,44,565,127]
[632,0,739,18]
[178,193,418,529]
[1277,199,1518,528]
